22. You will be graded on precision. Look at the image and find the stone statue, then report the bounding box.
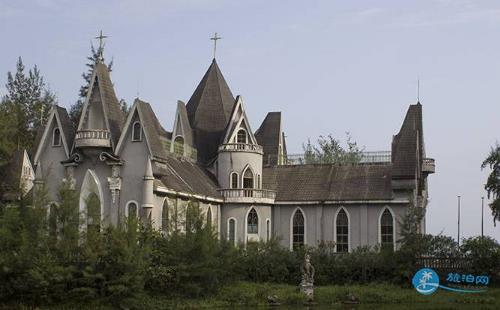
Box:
[107,165,122,203]
[300,253,315,301]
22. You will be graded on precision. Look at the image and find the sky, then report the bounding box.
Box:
[1,0,499,241]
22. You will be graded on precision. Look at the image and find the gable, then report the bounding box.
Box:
[34,107,71,164]
[222,96,258,145]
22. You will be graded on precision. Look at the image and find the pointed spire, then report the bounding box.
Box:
[186,59,235,163]
[144,157,153,180]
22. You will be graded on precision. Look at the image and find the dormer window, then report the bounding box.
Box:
[52,128,61,146]
[132,121,142,141]
[237,129,247,144]
[174,136,184,156]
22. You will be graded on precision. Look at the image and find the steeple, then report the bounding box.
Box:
[186,59,235,164]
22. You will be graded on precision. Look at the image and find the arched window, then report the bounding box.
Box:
[292,209,305,251]
[236,129,247,144]
[243,168,253,189]
[53,127,61,146]
[174,136,184,156]
[132,121,142,141]
[87,193,101,233]
[380,209,394,249]
[336,209,349,253]
[206,207,212,227]
[257,174,261,189]
[127,201,138,218]
[230,172,239,189]
[228,218,236,244]
[266,219,270,241]
[162,200,169,233]
[247,208,258,234]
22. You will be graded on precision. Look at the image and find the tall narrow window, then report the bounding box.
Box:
[266,219,270,241]
[292,209,305,251]
[53,128,61,146]
[132,121,142,141]
[162,200,169,233]
[243,169,254,189]
[127,201,138,218]
[174,136,184,156]
[336,209,349,253]
[247,208,258,234]
[206,207,212,227]
[87,193,101,233]
[231,172,239,189]
[380,209,394,249]
[228,218,236,244]
[237,129,247,144]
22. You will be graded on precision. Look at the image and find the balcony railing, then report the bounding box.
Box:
[75,129,111,148]
[218,188,276,203]
[218,143,263,154]
[268,151,392,166]
[422,158,436,174]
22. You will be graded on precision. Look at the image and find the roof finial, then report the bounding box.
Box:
[94,30,108,62]
[417,77,420,103]
[210,32,222,59]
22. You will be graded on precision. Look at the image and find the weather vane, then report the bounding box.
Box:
[95,30,108,61]
[210,32,222,59]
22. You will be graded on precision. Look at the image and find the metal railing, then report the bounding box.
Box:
[219,143,263,154]
[269,151,392,165]
[218,188,276,200]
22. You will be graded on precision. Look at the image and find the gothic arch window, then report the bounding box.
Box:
[230,172,239,189]
[243,167,254,189]
[206,206,212,227]
[380,208,395,250]
[174,136,184,156]
[335,208,349,253]
[292,208,305,251]
[86,193,101,233]
[236,129,247,144]
[162,199,169,233]
[228,218,236,244]
[247,208,258,234]
[126,201,138,219]
[132,121,142,141]
[52,127,61,146]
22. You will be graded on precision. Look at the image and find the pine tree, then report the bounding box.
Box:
[69,43,113,127]
[0,57,56,153]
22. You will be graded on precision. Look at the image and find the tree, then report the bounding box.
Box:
[302,133,364,164]
[481,143,500,225]
[69,43,114,127]
[0,57,56,153]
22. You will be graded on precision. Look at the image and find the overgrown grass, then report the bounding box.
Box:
[6,282,500,309]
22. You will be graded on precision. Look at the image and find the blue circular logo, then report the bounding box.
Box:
[412,268,439,295]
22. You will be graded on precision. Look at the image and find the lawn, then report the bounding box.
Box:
[6,282,500,309]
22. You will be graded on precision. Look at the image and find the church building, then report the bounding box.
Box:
[33,50,435,251]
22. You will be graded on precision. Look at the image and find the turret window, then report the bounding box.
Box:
[237,129,247,144]
[230,172,239,189]
[228,218,236,244]
[243,168,254,189]
[52,127,61,146]
[247,208,258,234]
[174,136,184,156]
[132,121,142,141]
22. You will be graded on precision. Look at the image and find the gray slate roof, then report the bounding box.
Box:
[186,59,235,164]
[255,112,282,166]
[135,99,170,160]
[155,156,221,199]
[263,164,393,201]
[94,62,126,147]
[391,103,423,179]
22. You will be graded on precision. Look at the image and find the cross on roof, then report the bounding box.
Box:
[94,30,108,61]
[210,32,222,59]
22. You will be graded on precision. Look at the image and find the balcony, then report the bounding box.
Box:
[218,143,263,154]
[422,158,435,174]
[218,188,276,204]
[75,129,111,148]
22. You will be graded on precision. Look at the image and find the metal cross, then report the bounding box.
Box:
[95,30,108,61]
[210,32,222,59]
